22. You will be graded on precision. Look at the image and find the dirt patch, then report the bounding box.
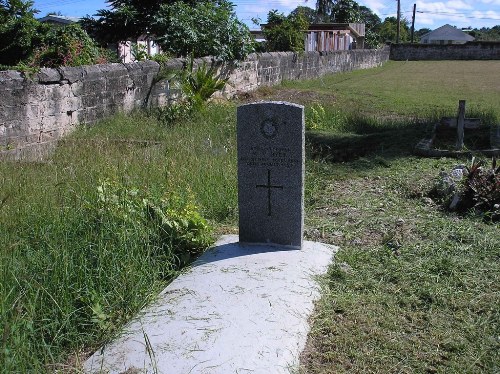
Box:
[235,87,336,106]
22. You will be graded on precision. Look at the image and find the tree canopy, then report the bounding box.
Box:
[263,9,309,52]
[0,0,43,65]
[81,0,254,61]
[302,0,382,48]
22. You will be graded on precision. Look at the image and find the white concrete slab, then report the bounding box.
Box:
[84,235,337,374]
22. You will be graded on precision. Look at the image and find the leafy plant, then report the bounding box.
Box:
[307,103,326,130]
[146,193,212,266]
[26,23,114,68]
[0,0,45,65]
[131,42,149,61]
[181,58,227,109]
[96,178,212,267]
[434,157,500,220]
[463,157,500,220]
[154,0,254,61]
[263,9,309,52]
[154,100,194,126]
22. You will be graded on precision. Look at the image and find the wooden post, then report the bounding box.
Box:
[456,100,466,150]
[411,4,416,43]
[396,0,401,44]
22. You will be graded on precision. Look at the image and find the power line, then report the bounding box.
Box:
[416,10,500,21]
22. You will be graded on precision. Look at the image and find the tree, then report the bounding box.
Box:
[304,0,382,48]
[415,27,431,40]
[0,0,45,65]
[81,0,199,43]
[263,9,309,52]
[81,0,253,61]
[468,26,500,41]
[289,5,317,23]
[153,1,254,61]
[379,16,410,43]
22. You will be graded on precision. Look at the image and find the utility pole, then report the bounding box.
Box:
[396,0,401,44]
[411,4,416,43]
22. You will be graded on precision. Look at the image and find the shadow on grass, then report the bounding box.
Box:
[306,115,435,165]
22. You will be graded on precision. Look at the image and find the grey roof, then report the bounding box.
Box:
[421,24,475,42]
[38,15,80,24]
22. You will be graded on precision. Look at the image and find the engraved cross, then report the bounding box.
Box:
[256,169,283,216]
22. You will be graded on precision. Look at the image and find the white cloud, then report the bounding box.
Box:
[472,9,500,19]
[479,0,500,5]
[361,0,388,15]
[446,0,473,10]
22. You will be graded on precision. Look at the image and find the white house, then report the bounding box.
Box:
[420,24,475,45]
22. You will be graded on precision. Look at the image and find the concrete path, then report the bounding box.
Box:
[84,235,337,374]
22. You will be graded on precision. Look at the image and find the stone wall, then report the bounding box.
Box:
[0,49,389,158]
[390,42,500,61]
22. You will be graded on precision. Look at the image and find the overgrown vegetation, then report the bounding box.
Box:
[240,60,499,372]
[82,0,254,61]
[1,105,237,371]
[261,9,309,53]
[1,61,499,372]
[0,1,113,68]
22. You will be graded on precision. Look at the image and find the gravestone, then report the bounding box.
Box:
[237,101,304,248]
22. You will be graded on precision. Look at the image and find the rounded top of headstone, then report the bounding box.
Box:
[238,101,304,110]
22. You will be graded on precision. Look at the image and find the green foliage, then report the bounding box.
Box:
[146,193,212,265]
[1,175,212,370]
[462,158,500,220]
[468,25,500,41]
[304,0,383,48]
[154,0,254,61]
[154,100,194,126]
[81,0,199,43]
[379,16,411,43]
[83,0,254,62]
[263,9,309,52]
[97,179,212,266]
[307,103,326,130]
[181,59,227,109]
[27,23,113,68]
[0,0,44,65]
[131,42,149,61]
[289,5,318,23]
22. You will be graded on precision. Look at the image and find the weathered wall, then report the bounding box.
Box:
[0,49,390,157]
[390,42,500,61]
[0,61,159,153]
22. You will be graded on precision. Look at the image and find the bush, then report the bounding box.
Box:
[27,24,115,68]
[154,0,254,61]
[432,157,500,221]
[263,9,309,52]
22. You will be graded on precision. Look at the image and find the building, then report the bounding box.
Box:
[256,23,365,52]
[38,15,80,26]
[305,23,365,52]
[420,24,475,45]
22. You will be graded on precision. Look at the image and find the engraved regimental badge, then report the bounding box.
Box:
[260,119,278,139]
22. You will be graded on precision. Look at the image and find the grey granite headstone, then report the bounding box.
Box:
[237,101,304,249]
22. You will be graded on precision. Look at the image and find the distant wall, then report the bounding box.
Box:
[390,42,500,60]
[0,49,389,159]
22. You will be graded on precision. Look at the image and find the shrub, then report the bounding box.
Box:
[153,0,254,61]
[27,24,114,68]
[263,9,309,52]
[432,157,500,221]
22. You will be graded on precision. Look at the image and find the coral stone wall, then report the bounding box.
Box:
[0,49,390,158]
[390,42,500,61]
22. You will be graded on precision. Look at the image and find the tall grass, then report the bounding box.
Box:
[0,105,237,371]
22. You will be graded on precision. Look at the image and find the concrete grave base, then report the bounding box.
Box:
[84,235,337,374]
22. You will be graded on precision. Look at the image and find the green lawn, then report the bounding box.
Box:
[1,60,499,372]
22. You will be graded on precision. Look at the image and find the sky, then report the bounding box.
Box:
[32,0,500,30]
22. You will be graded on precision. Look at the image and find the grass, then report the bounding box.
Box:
[0,106,238,371]
[1,60,499,372]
